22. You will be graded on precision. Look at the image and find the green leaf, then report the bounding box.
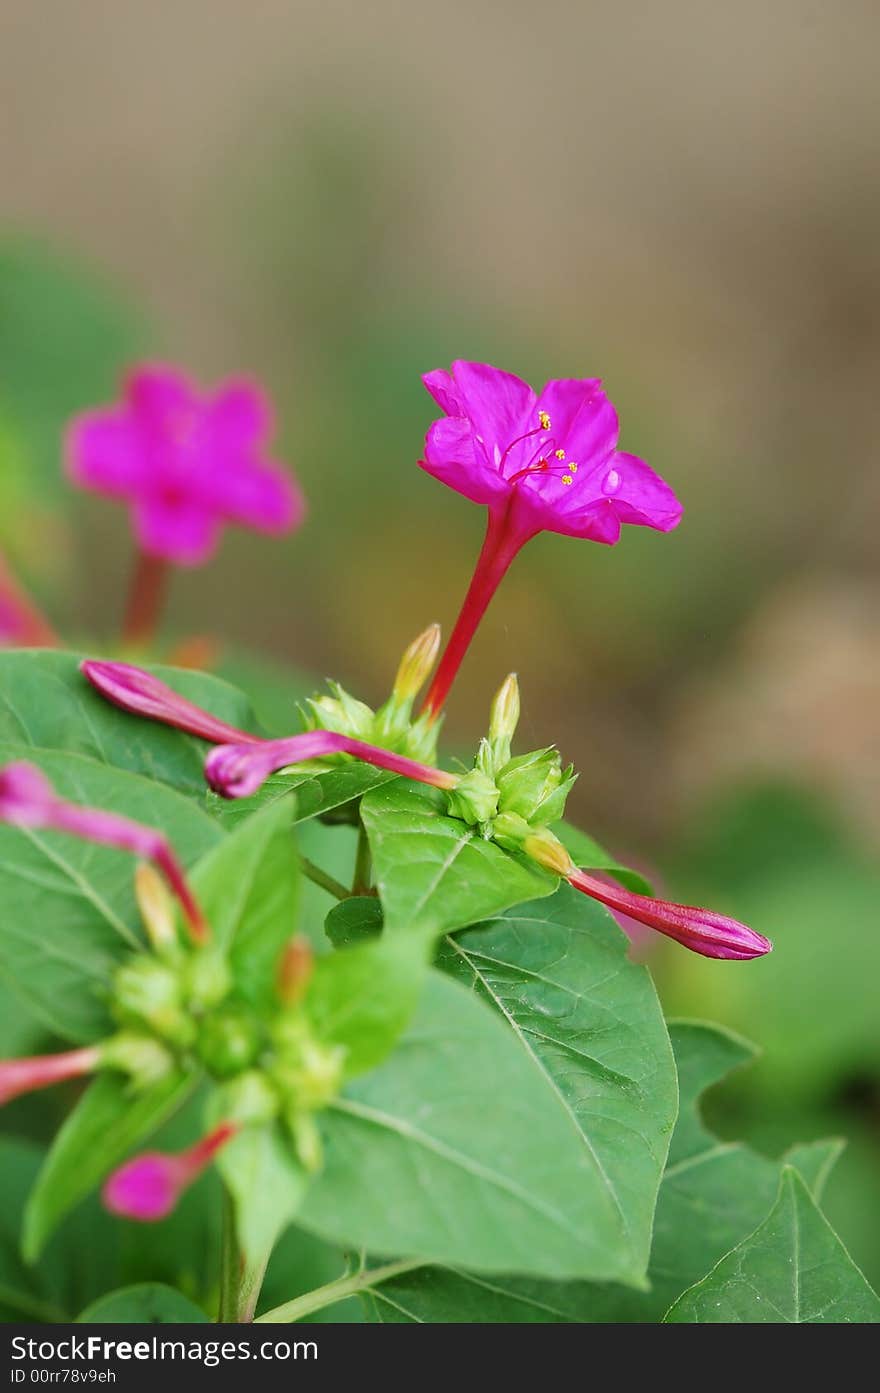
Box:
[77,1275,210,1320]
[358,1021,845,1322]
[554,821,653,895]
[309,934,429,1078]
[0,650,259,806]
[77,1283,209,1323]
[665,1168,880,1323]
[23,1070,194,1261]
[299,965,654,1284]
[207,765,395,832]
[324,895,383,948]
[435,884,677,1280]
[0,744,223,1041]
[190,797,300,1009]
[215,1125,308,1261]
[361,781,554,938]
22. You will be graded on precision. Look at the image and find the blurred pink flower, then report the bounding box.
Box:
[0,550,57,648]
[420,361,682,715]
[102,1122,237,1221]
[0,760,207,942]
[65,364,304,566]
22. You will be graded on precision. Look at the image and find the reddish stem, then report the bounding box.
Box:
[122,552,169,648]
[0,551,58,647]
[421,506,529,719]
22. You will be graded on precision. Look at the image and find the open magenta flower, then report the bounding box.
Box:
[419,361,683,715]
[0,761,208,942]
[66,364,304,567]
[0,1046,101,1107]
[102,1122,237,1221]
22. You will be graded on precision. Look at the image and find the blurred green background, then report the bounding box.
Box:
[1,2,878,1291]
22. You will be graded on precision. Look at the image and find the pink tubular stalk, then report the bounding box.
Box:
[0,1046,101,1107]
[102,1121,238,1221]
[205,731,460,800]
[81,660,259,744]
[422,506,529,720]
[0,761,208,944]
[567,866,772,961]
[0,549,58,648]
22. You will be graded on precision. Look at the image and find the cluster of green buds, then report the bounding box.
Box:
[445,674,578,842]
[302,624,442,765]
[111,869,343,1172]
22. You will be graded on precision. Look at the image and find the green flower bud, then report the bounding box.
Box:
[211,1069,279,1127]
[197,1006,263,1078]
[496,748,578,825]
[100,1032,175,1090]
[491,810,533,854]
[391,623,441,704]
[287,1111,323,1174]
[273,1016,345,1111]
[488,673,520,769]
[445,768,500,827]
[305,682,375,740]
[184,945,232,1010]
[112,957,195,1047]
[400,710,440,764]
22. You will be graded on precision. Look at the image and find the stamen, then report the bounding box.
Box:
[561,475,573,485]
[554,449,566,459]
[569,462,578,472]
[538,410,551,430]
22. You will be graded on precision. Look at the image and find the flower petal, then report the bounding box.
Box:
[125,364,197,427]
[535,378,618,466]
[133,498,221,566]
[448,361,537,451]
[420,416,508,506]
[605,452,683,532]
[208,380,273,449]
[210,460,304,533]
[422,369,462,416]
[64,409,145,496]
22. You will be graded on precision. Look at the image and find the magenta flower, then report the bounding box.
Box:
[205,731,459,800]
[66,364,304,568]
[419,361,682,715]
[81,660,259,745]
[0,761,208,943]
[0,1045,101,1108]
[102,1122,237,1221]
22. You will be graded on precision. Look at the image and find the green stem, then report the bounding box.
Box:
[0,1281,69,1323]
[218,1189,240,1323]
[254,1258,426,1324]
[300,856,350,901]
[217,1189,272,1323]
[352,824,372,895]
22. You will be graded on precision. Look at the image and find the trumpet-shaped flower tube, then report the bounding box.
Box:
[102,1122,238,1221]
[81,660,259,744]
[0,1046,101,1108]
[0,761,208,942]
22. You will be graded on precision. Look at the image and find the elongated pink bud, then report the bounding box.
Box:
[0,1046,101,1107]
[0,761,208,944]
[567,866,772,961]
[102,1121,237,1221]
[81,660,259,745]
[205,731,460,800]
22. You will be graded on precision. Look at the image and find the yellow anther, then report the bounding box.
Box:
[562,475,573,486]
[538,410,551,430]
[555,448,566,459]
[569,462,578,472]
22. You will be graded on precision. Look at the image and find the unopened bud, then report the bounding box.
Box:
[197,1007,263,1078]
[392,624,441,703]
[496,748,577,826]
[113,957,195,1047]
[278,936,314,1006]
[134,864,177,953]
[288,1111,323,1173]
[184,945,232,1010]
[211,1070,279,1127]
[490,673,520,747]
[522,826,575,877]
[305,682,375,740]
[446,768,500,827]
[100,1032,174,1090]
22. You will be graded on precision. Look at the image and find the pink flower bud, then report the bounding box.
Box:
[102,1121,237,1221]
